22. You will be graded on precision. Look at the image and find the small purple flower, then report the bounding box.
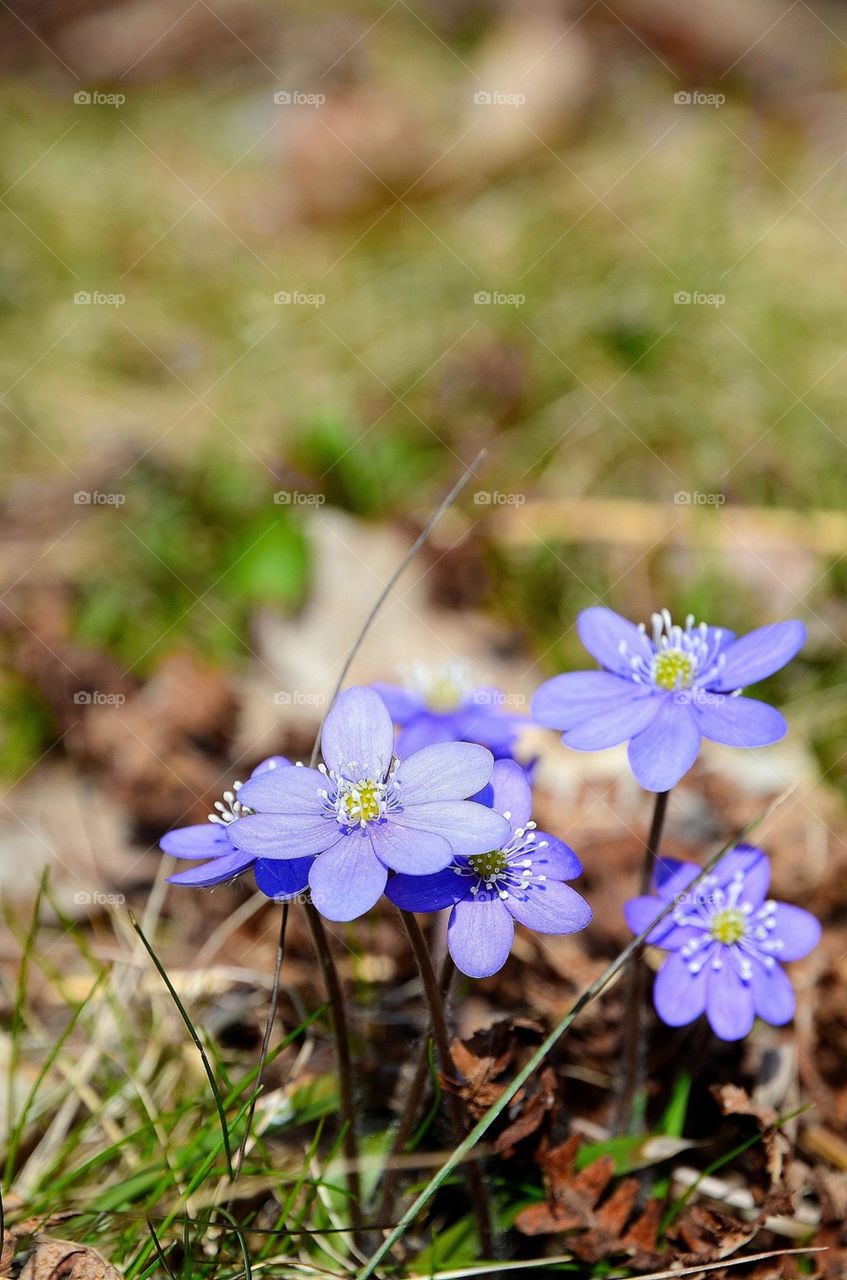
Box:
[531,607,805,792]
[386,759,592,978]
[229,686,511,923]
[625,846,821,1041]
[160,756,314,899]
[373,662,529,759]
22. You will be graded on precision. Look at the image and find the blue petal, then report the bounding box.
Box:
[385,867,468,912]
[653,858,700,901]
[254,856,314,901]
[369,820,453,874]
[321,686,394,777]
[653,953,708,1027]
[393,800,510,856]
[706,963,755,1041]
[712,620,805,693]
[168,848,255,886]
[250,755,292,778]
[628,697,701,791]
[237,765,325,815]
[484,759,533,831]
[447,896,515,977]
[308,831,387,921]
[750,960,795,1026]
[692,695,787,747]
[577,606,652,674]
[396,741,494,803]
[563,694,659,750]
[230,812,343,859]
[533,833,582,881]
[711,845,770,906]
[370,682,425,723]
[396,714,461,756]
[531,670,647,731]
[505,880,592,934]
[624,894,697,948]
[160,824,231,860]
[769,904,821,960]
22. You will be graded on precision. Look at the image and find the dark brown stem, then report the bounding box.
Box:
[398,912,494,1258]
[376,952,454,1225]
[615,788,670,1134]
[304,903,364,1246]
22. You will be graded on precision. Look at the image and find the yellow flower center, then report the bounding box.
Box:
[427,673,464,712]
[710,907,747,945]
[653,649,695,691]
[343,781,382,824]
[468,849,508,880]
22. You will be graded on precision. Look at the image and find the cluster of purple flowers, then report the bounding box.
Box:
[161,608,819,1034]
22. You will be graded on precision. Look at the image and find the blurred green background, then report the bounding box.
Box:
[0,0,844,788]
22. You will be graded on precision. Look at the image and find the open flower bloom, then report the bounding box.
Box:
[386,759,591,977]
[531,607,805,791]
[373,661,530,759]
[624,846,820,1041]
[159,756,314,898]
[229,686,511,923]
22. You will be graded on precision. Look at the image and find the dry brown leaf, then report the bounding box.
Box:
[16,1236,122,1280]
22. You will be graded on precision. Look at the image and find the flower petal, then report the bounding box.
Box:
[706,964,755,1041]
[653,953,708,1027]
[577,606,653,674]
[369,820,453,873]
[250,755,292,778]
[533,833,583,881]
[254,856,314,901]
[396,741,494,804]
[712,620,806,693]
[624,894,696,948]
[385,867,468,912]
[653,858,700,901]
[628,698,701,791]
[750,960,795,1025]
[308,831,387,921]
[483,759,533,831]
[237,765,325,816]
[693,695,787,747]
[393,800,511,856]
[454,707,527,751]
[370,682,425,722]
[531,670,648,730]
[447,895,515,977]
[505,880,592,934]
[396,715,458,756]
[769,904,821,960]
[168,848,255,887]
[711,845,770,906]
[563,695,660,750]
[160,824,231,860]
[321,686,394,777]
[229,812,343,859]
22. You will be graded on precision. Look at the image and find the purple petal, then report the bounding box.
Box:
[628,698,701,791]
[396,714,458,756]
[393,800,510,856]
[712,845,770,906]
[706,963,755,1041]
[653,953,708,1027]
[454,706,527,750]
[577,606,653,675]
[168,848,255,887]
[308,831,387,921]
[750,960,795,1025]
[321,686,394,777]
[505,880,592,934]
[653,858,700,901]
[712,620,805,693]
[254,856,313,901]
[370,682,425,722]
[531,670,648,730]
[484,759,533,831]
[396,741,494,804]
[160,824,232,860]
[369,820,453,873]
[624,894,696,949]
[563,695,660,750]
[229,812,343,859]
[693,695,786,747]
[237,765,325,816]
[250,755,292,778]
[769,904,821,960]
[447,895,515,977]
[533,833,583,881]
[385,867,468,912]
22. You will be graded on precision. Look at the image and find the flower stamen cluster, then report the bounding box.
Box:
[622,610,727,693]
[318,759,401,829]
[457,821,548,901]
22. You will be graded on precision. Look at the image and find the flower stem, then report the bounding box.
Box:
[304,903,364,1245]
[376,951,454,1226]
[615,787,670,1134]
[397,911,494,1258]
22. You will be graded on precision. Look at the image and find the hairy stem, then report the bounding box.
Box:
[398,912,494,1257]
[615,788,670,1133]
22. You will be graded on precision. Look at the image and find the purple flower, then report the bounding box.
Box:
[373,662,529,759]
[160,756,314,898]
[229,686,511,923]
[386,759,592,978]
[531,607,805,792]
[625,846,821,1041]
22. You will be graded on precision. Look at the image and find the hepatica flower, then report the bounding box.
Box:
[625,846,820,1041]
[229,686,511,923]
[532,607,805,792]
[160,756,315,900]
[386,759,591,977]
[373,661,529,758]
